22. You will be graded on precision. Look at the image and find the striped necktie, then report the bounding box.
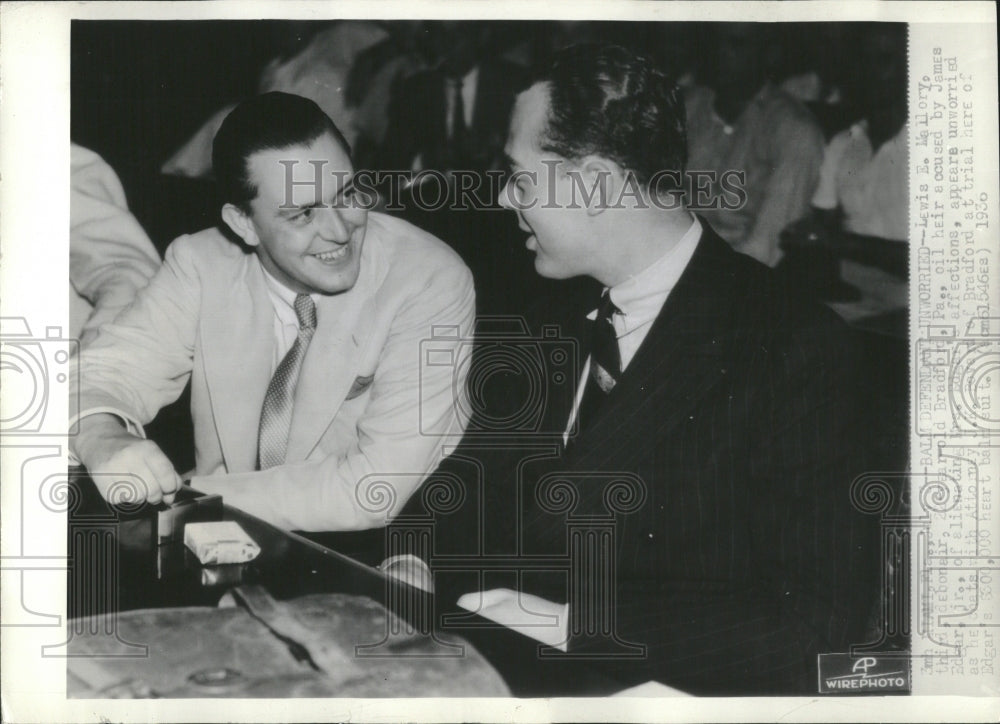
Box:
[257,293,317,470]
[576,290,622,434]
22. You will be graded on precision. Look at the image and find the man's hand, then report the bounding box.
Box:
[780,207,842,252]
[379,555,434,593]
[73,413,181,506]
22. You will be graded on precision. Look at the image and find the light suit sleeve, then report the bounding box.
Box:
[70,145,162,341]
[69,235,203,452]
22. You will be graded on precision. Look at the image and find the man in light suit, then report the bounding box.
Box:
[70,92,475,532]
[400,44,880,695]
[70,143,161,347]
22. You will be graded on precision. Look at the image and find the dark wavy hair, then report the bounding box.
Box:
[536,43,686,192]
[212,92,350,211]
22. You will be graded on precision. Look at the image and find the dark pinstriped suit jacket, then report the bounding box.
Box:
[412,223,880,695]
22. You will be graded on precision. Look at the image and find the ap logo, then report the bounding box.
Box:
[851,657,878,676]
[819,653,910,693]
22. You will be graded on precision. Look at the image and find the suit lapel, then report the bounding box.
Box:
[200,254,275,472]
[535,289,592,439]
[471,60,518,152]
[284,235,381,462]
[470,62,496,138]
[565,227,739,470]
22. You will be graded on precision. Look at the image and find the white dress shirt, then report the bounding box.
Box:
[564,217,703,441]
[260,265,325,372]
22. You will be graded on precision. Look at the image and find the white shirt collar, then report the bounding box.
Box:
[567,217,703,438]
[589,217,703,331]
[260,262,320,328]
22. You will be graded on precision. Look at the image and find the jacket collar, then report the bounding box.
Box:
[200,227,383,471]
[561,221,741,466]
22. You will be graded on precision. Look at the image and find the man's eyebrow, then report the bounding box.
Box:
[503,153,521,170]
[277,200,323,216]
[335,176,356,197]
[276,175,355,215]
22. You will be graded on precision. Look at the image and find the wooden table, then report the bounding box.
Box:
[66,471,625,696]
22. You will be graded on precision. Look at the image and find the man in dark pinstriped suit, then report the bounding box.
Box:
[401,43,880,696]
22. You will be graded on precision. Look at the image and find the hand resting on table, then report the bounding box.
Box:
[73,412,182,506]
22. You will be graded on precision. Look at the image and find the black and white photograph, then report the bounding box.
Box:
[0,2,997,722]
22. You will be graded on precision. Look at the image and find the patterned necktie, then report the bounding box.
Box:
[575,290,622,434]
[257,294,317,470]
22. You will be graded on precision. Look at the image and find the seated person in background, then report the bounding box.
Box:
[161,21,390,178]
[395,44,878,695]
[811,23,908,242]
[345,21,427,163]
[70,92,475,532]
[70,144,161,346]
[685,23,825,267]
[812,120,907,241]
[376,21,523,181]
[372,21,539,315]
[787,24,908,318]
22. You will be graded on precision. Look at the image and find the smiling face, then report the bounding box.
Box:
[224,132,368,295]
[499,83,595,280]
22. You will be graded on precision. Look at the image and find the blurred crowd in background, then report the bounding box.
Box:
[71,20,908,328]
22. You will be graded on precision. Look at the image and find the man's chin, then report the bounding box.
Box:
[303,265,357,295]
[315,276,360,295]
[532,257,569,280]
[307,256,363,295]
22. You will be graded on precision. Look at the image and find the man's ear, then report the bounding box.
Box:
[221,203,259,247]
[579,157,620,217]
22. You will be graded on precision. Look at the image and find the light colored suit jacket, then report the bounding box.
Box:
[70,144,161,342]
[71,212,475,532]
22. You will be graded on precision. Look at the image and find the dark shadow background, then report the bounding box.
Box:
[71,20,903,254]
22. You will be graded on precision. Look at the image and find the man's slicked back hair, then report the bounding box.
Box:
[536,43,686,190]
[212,91,351,211]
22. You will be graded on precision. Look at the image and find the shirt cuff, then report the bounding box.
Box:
[68,407,146,465]
[456,588,569,652]
[378,554,433,593]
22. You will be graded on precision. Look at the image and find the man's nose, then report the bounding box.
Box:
[317,207,351,243]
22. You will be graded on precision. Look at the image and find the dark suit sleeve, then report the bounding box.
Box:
[573,316,880,695]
